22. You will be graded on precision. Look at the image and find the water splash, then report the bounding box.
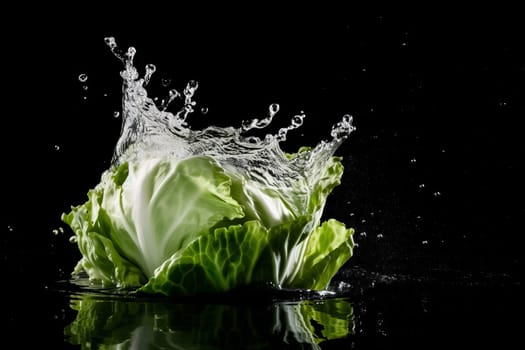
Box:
[104,36,355,207]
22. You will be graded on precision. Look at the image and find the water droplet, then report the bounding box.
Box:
[7,225,14,232]
[200,107,209,114]
[82,85,88,91]
[187,80,198,90]
[359,232,367,237]
[291,114,304,127]
[330,114,355,142]
[78,73,88,83]
[113,111,120,118]
[422,240,428,245]
[53,145,60,151]
[410,158,417,163]
[69,236,78,243]
[433,191,441,197]
[127,46,136,60]
[376,233,384,239]
[104,36,117,49]
[144,64,156,85]
[160,89,181,111]
[161,78,172,87]
[269,103,280,117]
[418,184,425,189]
[145,63,156,73]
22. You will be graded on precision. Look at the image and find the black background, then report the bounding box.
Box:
[3,9,524,347]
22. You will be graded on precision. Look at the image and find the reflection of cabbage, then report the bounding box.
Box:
[65,294,354,349]
[62,153,354,295]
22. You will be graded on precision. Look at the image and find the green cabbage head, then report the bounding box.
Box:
[62,150,354,296]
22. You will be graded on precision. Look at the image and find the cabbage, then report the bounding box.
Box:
[62,38,355,296]
[62,151,354,295]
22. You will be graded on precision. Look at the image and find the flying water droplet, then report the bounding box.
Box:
[275,113,305,142]
[113,111,120,118]
[104,36,126,62]
[330,114,355,143]
[241,103,280,132]
[104,36,117,49]
[78,73,88,83]
[269,103,280,117]
[52,227,65,235]
[127,46,136,62]
[200,107,209,115]
[144,64,156,85]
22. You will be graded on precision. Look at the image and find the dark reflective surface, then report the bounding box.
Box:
[62,289,353,349]
[5,268,520,349]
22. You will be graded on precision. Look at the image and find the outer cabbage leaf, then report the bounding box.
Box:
[62,188,146,287]
[139,220,269,295]
[290,219,354,290]
[63,156,244,285]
